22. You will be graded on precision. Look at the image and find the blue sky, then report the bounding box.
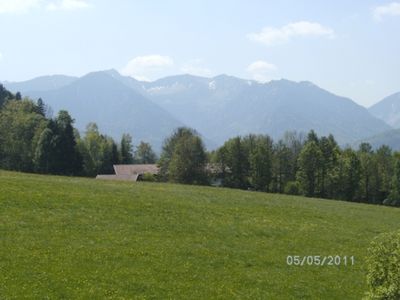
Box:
[0,0,399,107]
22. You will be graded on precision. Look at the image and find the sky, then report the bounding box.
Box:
[0,0,399,107]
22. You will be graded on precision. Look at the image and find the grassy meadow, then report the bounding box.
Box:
[0,170,399,299]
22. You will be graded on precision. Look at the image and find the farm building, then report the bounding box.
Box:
[96,164,159,182]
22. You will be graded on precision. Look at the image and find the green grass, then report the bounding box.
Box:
[0,171,399,299]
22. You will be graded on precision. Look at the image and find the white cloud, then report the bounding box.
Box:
[373,2,400,20]
[181,59,212,77]
[46,0,90,11]
[0,0,42,14]
[248,21,335,46]
[0,52,3,61]
[121,55,174,81]
[246,60,277,82]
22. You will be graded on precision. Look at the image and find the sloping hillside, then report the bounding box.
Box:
[369,92,400,128]
[3,75,78,93]
[1,170,399,299]
[354,128,400,150]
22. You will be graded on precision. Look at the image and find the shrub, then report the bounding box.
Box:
[284,181,300,195]
[365,230,400,300]
[383,198,400,207]
[140,173,157,182]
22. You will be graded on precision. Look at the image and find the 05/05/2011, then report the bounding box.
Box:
[286,255,355,266]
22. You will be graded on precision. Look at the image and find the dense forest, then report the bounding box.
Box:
[0,85,156,177]
[0,84,399,207]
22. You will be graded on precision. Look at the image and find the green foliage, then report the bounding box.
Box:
[54,110,82,175]
[296,141,323,197]
[248,135,273,191]
[385,159,400,207]
[35,98,46,116]
[375,145,394,201]
[318,135,339,198]
[159,127,200,180]
[284,181,300,195]
[271,140,292,193]
[134,141,157,164]
[270,132,304,193]
[33,111,82,175]
[162,127,208,184]
[210,130,399,206]
[383,197,400,207]
[306,129,319,144]
[365,230,400,300]
[139,172,158,182]
[358,143,380,203]
[0,86,117,177]
[78,123,119,176]
[338,148,361,201]
[216,136,248,188]
[15,92,22,101]
[1,85,400,207]
[120,133,134,164]
[0,100,47,171]
[33,128,56,173]
[0,84,14,108]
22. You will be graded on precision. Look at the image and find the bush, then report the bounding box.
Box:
[139,173,157,182]
[365,230,400,300]
[284,181,300,195]
[383,198,400,207]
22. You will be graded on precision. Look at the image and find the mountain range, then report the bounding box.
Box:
[2,70,398,151]
[369,92,400,128]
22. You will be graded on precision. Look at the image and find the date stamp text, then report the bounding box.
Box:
[286,255,355,266]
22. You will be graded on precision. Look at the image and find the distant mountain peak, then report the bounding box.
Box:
[369,91,400,128]
[103,69,123,78]
[212,74,231,79]
[299,80,317,87]
[267,78,297,86]
[83,69,117,78]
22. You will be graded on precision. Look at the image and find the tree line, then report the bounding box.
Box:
[157,120,400,208]
[0,86,157,177]
[1,85,399,207]
[211,131,400,207]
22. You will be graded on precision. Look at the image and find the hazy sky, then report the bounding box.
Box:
[0,0,399,107]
